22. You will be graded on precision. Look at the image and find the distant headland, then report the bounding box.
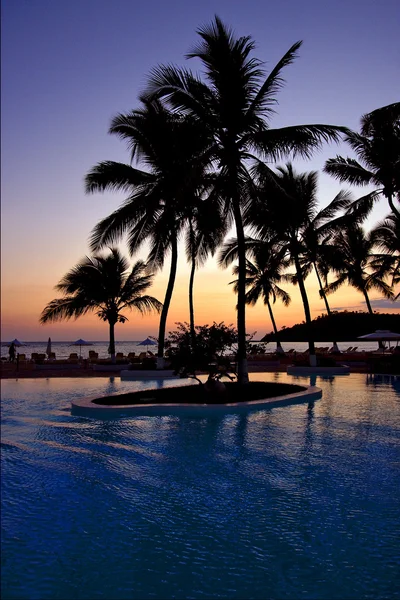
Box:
[261,311,400,342]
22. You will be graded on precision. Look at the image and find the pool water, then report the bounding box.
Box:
[1,373,399,600]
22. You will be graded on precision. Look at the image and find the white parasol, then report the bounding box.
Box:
[358,330,400,351]
[358,330,400,340]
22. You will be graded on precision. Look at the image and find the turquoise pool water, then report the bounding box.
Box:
[1,373,399,600]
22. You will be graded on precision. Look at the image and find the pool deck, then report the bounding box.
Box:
[0,358,372,378]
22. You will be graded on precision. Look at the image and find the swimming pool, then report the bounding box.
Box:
[2,373,399,599]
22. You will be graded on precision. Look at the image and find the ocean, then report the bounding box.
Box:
[1,339,386,360]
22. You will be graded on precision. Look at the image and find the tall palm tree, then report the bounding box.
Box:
[296,189,353,315]
[145,16,347,382]
[85,100,214,367]
[40,249,162,363]
[324,102,400,217]
[185,195,226,347]
[220,242,291,351]
[246,163,344,364]
[370,214,400,299]
[323,224,395,313]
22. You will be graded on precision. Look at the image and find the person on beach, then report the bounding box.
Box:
[9,342,16,362]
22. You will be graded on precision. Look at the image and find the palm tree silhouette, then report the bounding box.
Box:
[220,241,291,352]
[370,214,400,299]
[324,102,400,217]
[145,16,347,382]
[40,249,162,363]
[185,195,226,348]
[247,163,350,364]
[85,100,212,366]
[323,224,394,314]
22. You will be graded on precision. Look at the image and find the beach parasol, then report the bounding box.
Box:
[358,330,400,351]
[71,338,93,358]
[358,330,400,340]
[9,338,24,346]
[46,337,52,358]
[138,337,158,352]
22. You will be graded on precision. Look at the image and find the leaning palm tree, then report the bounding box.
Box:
[224,243,291,352]
[145,16,347,383]
[40,249,162,363]
[297,189,354,315]
[323,224,395,313]
[324,102,400,217]
[85,99,214,367]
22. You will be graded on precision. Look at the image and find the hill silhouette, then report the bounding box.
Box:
[261,311,400,342]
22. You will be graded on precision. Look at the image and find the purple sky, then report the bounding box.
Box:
[1,0,399,340]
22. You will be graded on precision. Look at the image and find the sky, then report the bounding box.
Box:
[1,0,399,342]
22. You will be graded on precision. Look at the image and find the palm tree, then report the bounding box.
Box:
[85,100,214,367]
[370,214,400,299]
[185,195,226,348]
[324,102,400,217]
[40,249,162,363]
[246,163,344,364]
[145,16,347,383]
[296,189,354,315]
[221,242,291,352]
[323,224,395,313]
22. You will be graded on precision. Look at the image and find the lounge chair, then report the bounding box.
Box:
[68,353,79,363]
[31,353,46,364]
[116,352,125,360]
[127,352,136,361]
[88,351,99,363]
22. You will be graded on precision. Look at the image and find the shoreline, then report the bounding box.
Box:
[1,362,370,379]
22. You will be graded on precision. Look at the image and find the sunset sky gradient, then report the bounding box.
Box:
[1,0,399,342]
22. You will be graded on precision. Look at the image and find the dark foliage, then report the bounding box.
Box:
[92,381,306,406]
[262,311,400,342]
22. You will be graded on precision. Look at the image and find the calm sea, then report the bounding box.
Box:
[1,339,384,360]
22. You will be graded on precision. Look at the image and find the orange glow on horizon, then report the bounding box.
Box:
[2,259,398,342]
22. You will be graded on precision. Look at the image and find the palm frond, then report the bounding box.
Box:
[40,297,94,323]
[85,161,153,194]
[254,124,348,161]
[246,41,302,120]
[324,156,376,186]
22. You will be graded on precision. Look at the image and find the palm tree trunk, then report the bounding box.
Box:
[109,321,116,364]
[232,196,249,384]
[189,253,196,348]
[266,299,283,352]
[314,263,331,315]
[157,236,178,369]
[362,288,374,314]
[294,252,316,366]
[314,263,338,350]
[188,220,196,348]
[387,193,400,219]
